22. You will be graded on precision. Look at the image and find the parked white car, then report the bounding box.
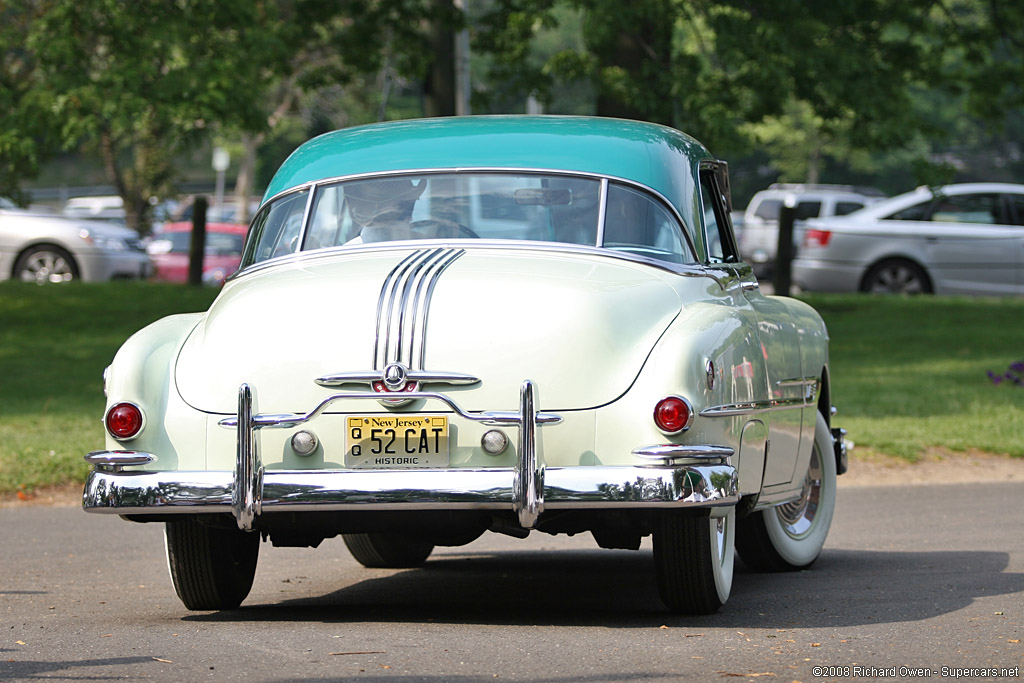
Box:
[63,195,127,223]
[793,182,1024,295]
[0,205,152,283]
[739,184,886,277]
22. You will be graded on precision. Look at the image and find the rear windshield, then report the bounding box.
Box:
[241,172,695,269]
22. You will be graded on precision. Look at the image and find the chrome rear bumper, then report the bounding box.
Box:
[82,463,738,516]
[84,379,738,529]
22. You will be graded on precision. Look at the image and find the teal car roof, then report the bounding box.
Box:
[262,116,712,216]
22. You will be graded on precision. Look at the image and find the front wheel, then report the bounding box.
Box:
[653,507,735,614]
[165,519,260,610]
[343,533,434,568]
[736,411,837,571]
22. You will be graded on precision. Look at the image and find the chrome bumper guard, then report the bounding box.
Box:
[83,380,739,530]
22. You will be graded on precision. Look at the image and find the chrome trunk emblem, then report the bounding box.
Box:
[382,362,409,391]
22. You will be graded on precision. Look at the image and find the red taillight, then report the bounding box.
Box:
[105,402,144,439]
[654,396,692,434]
[804,229,832,248]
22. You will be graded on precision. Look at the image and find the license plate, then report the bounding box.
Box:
[345,415,449,468]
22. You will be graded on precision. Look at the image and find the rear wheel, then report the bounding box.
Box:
[861,259,931,294]
[653,508,735,614]
[736,412,836,571]
[165,519,260,610]
[14,245,79,283]
[343,533,435,568]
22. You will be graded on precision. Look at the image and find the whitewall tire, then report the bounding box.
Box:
[737,411,837,571]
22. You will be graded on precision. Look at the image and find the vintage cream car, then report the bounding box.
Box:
[83,116,846,614]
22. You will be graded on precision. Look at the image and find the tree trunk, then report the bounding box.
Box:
[423,0,456,118]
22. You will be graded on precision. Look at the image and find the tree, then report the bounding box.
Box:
[226,0,460,217]
[0,1,59,205]
[12,0,288,232]
[476,0,1024,183]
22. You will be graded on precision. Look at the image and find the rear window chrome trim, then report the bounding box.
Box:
[229,238,727,285]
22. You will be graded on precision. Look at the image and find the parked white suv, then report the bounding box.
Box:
[739,184,885,276]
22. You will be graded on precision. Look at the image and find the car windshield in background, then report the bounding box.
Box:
[241,172,694,269]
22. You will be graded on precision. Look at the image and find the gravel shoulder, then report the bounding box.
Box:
[4,449,1023,508]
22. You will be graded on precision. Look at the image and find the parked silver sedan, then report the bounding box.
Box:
[0,203,152,283]
[792,183,1024,295]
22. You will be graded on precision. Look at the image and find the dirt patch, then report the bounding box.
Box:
[1,483,82,508]
[838,448,1024,487]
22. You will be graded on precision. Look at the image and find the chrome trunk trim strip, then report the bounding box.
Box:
[412,248,464,369]
[373,247,465,372]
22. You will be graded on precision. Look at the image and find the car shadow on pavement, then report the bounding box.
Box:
[0,656,158,681]
[181,546,1022,628]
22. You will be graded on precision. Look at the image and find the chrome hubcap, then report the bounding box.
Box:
[20,252,74,284]
[776,446,822,538]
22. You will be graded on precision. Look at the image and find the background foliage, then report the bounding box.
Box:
[2,0,1022,218]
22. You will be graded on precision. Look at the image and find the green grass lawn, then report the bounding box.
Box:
[1,283,1022,495]
[0,282,218,494]
[804,293,1024,459]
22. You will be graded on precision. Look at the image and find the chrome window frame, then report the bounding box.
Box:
[236,168,700,277]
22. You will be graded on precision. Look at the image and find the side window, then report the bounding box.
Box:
[699,166,738,264]
[753,199,782,221]
[1008,194,1024,226]
[930,193,1000,224]
[886,201,931,221]
[304,184,354,250]
[240,189,309,267]
[835,201,864,216]
[794,201,822,220]
[603,183,690,264]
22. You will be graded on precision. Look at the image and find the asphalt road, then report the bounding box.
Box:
[3,481,1022,682]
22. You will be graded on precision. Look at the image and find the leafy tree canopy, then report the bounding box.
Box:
[476,0,1023,182]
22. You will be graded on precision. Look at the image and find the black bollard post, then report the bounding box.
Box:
[773,199,795,297]
[188,196,208,287]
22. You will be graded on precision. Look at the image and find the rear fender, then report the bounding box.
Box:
[104,313,208,470]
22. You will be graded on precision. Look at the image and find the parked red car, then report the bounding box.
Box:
[147,222,247,284]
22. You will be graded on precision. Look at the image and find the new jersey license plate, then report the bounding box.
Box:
[345,415,449,468]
